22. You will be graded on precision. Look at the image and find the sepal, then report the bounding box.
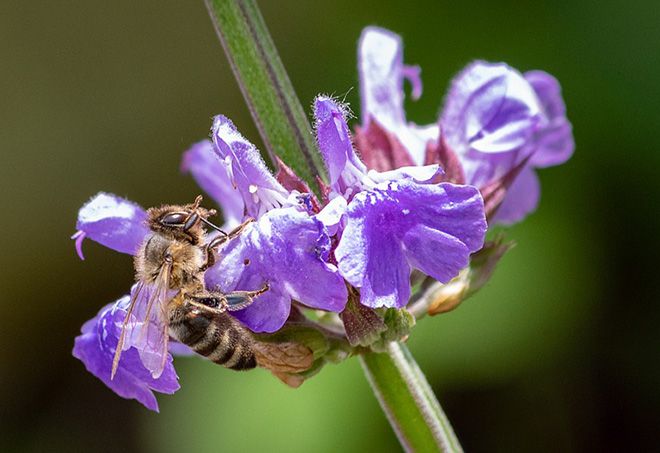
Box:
[339,292,387,347]
[353,120,415,172]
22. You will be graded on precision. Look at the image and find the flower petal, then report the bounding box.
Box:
[314,96,367,192]
[358,26,407,132]
[72,297,179,412]
[233,283,291,333]
[206,207,347,332]
[74,193,149,257]
[335,210,410,308]
[211,115,289,218]
[524,71,566,120]
[181,140,244,229]
[397,182,487,252]
[358,27,437,165]
[491,165,540,224]
[441,61,541,185]
[335,179,485,308]
[524,71,575,168]
[361,234,411,309]
[402,224,471,283]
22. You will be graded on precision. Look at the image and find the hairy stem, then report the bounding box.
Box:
[360,342,463,452]
[204,0,327,193]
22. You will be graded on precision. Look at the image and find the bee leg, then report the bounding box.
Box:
[211,218,255,249]
[187,284,269,313]
[223,284,269,312]
[199,218,255,271]
[199,234,226,272]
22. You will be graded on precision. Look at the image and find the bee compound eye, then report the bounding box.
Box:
[160,212,188,226]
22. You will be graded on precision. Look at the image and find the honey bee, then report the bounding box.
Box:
[112,196,311,381]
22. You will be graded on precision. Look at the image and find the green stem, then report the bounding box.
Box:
[204,0,327,192]
[360,342,463,452]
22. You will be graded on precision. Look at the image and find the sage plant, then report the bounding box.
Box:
[72,2,572,451]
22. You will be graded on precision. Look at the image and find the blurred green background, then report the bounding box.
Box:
[2,0,659,451]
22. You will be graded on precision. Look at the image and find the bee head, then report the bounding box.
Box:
[146,195,218,245]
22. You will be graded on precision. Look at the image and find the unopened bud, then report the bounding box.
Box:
[427,270,470,315]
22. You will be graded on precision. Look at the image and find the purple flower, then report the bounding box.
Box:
[441,62,574,223]
[200,115,348,332]
[357,27,574,224]
[205,206,347,332]
[72,193,149,259]
[72,296,179,412]
[181,140,245,229]
[358,27,438,166]
[211,115,295,218]
[314,96,486,308]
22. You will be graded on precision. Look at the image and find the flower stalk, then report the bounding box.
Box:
[204,0,327,193]
[360,343,462,452]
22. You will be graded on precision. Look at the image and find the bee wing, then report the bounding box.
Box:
[112,280,146,379]
[112,263,174,380]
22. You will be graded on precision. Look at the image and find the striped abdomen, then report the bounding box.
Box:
[169,304,257,370]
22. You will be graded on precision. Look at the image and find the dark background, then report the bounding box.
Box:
[2,0,659,451]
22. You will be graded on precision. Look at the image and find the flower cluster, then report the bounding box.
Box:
[355,27,573,224]
[72,26,572,410]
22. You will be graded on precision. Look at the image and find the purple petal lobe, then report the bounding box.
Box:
[402,225,470,283]
[71,230,86,260]
[491,166,540,224]
[206,207,347,332]
[314,96,367,193]
[524,71,574,168]
[211,115,289,218]
[335,179,486,308]
[233,284,291,333]
[181,140,244,229]
[525,71,566,120]
[402,182,487,252]
[358,26,406,132]
[358,233,411,309]
[75,193,149,256]
[442,61,540,152]
[402,65,423,100]
[72,296,179,412]
[358,27,437,165]
[440,62,574,225]
[440,61,541,186]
